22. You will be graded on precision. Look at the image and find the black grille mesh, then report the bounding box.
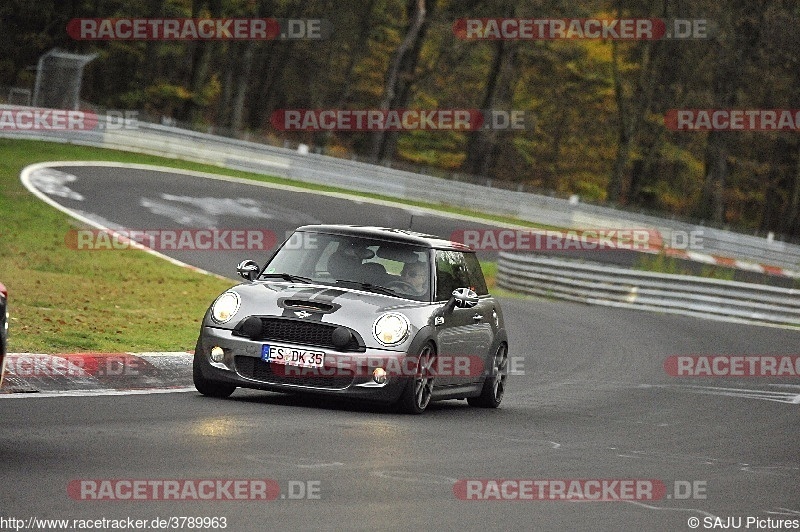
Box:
[233,317,363,352]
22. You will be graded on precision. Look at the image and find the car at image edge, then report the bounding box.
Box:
[0,282,8,389]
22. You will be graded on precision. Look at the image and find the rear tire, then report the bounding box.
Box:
[397,343,436,414]
[468,343,507,408]
[193,346,236,398]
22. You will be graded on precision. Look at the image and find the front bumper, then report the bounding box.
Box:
[196,326,411,403]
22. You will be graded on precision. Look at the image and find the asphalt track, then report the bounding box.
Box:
[0,163,798,531]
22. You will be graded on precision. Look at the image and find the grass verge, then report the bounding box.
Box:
[0,140,236,353]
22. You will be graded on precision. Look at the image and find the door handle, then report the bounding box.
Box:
[472,314,483,321]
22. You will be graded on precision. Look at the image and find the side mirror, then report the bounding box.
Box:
[437,287,479,318]
[237,260,260,281]
[452,287,479,309]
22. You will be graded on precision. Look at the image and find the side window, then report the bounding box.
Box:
[434,250,471,301]
[464,252,488,295]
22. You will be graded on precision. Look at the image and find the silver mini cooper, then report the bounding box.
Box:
[193,225,508,413]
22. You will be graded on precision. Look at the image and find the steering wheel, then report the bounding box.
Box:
[385,279,417,293]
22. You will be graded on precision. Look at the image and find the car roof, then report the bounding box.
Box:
[294,224,471,251]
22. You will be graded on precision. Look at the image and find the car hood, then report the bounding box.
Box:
[208,281,436,351]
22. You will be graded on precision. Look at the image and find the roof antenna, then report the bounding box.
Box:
[408,213,414,230]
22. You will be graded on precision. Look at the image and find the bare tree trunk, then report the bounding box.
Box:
[336,0,377,108]
[314,0,377,151]
[697,38,739,225]
[143,0,165,87]
[700,130,729,223]
[230,42,254,133]
[608,0,660,204]
[696,0,763,224]
[608,40,628,203]
[784,141,800,234]
[182,0,221,124]
[249,1,303,130]
[370,0,427,164]
[464,39,506,177]
[218,47,234,127]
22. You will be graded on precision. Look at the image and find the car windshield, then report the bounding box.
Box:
[262,231,432,302]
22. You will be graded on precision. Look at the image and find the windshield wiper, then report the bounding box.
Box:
[333,279,402,297]
[260,273,313,283]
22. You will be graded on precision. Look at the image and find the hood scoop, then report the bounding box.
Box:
[279,298,338,313]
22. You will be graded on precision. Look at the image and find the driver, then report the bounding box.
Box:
[400,261,428,296]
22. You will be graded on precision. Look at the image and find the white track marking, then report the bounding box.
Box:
[27,167,84,200]
[648,383,800,404]
[20,162,229,280]
[622,500,719,519]
[766,508,800,516]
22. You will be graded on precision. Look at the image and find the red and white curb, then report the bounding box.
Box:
[0,352,196,397]
[656,247,800,279]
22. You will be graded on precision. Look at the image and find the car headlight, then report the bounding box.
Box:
[373,313,410,346]
[211,291,241,324]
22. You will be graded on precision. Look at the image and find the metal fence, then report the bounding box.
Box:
[3,107,800,271]
[497,252,800,328]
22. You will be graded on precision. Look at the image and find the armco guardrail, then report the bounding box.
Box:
[497,252,800,328]
[2,105,800,271]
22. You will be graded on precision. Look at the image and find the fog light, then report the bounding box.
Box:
[210,346,225,363]
[372,367,387,384]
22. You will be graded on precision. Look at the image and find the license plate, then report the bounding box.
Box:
[262,344,325,368]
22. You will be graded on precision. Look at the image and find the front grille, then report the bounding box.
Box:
[235,356,353,389]
[233,317,364,352]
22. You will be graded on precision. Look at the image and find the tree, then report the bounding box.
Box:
[370,0,430,164]
[695,1,763,223]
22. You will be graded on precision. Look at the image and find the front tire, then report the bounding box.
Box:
[193,345,236,398]
[397,343,436,414]
[468,343,507,408]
